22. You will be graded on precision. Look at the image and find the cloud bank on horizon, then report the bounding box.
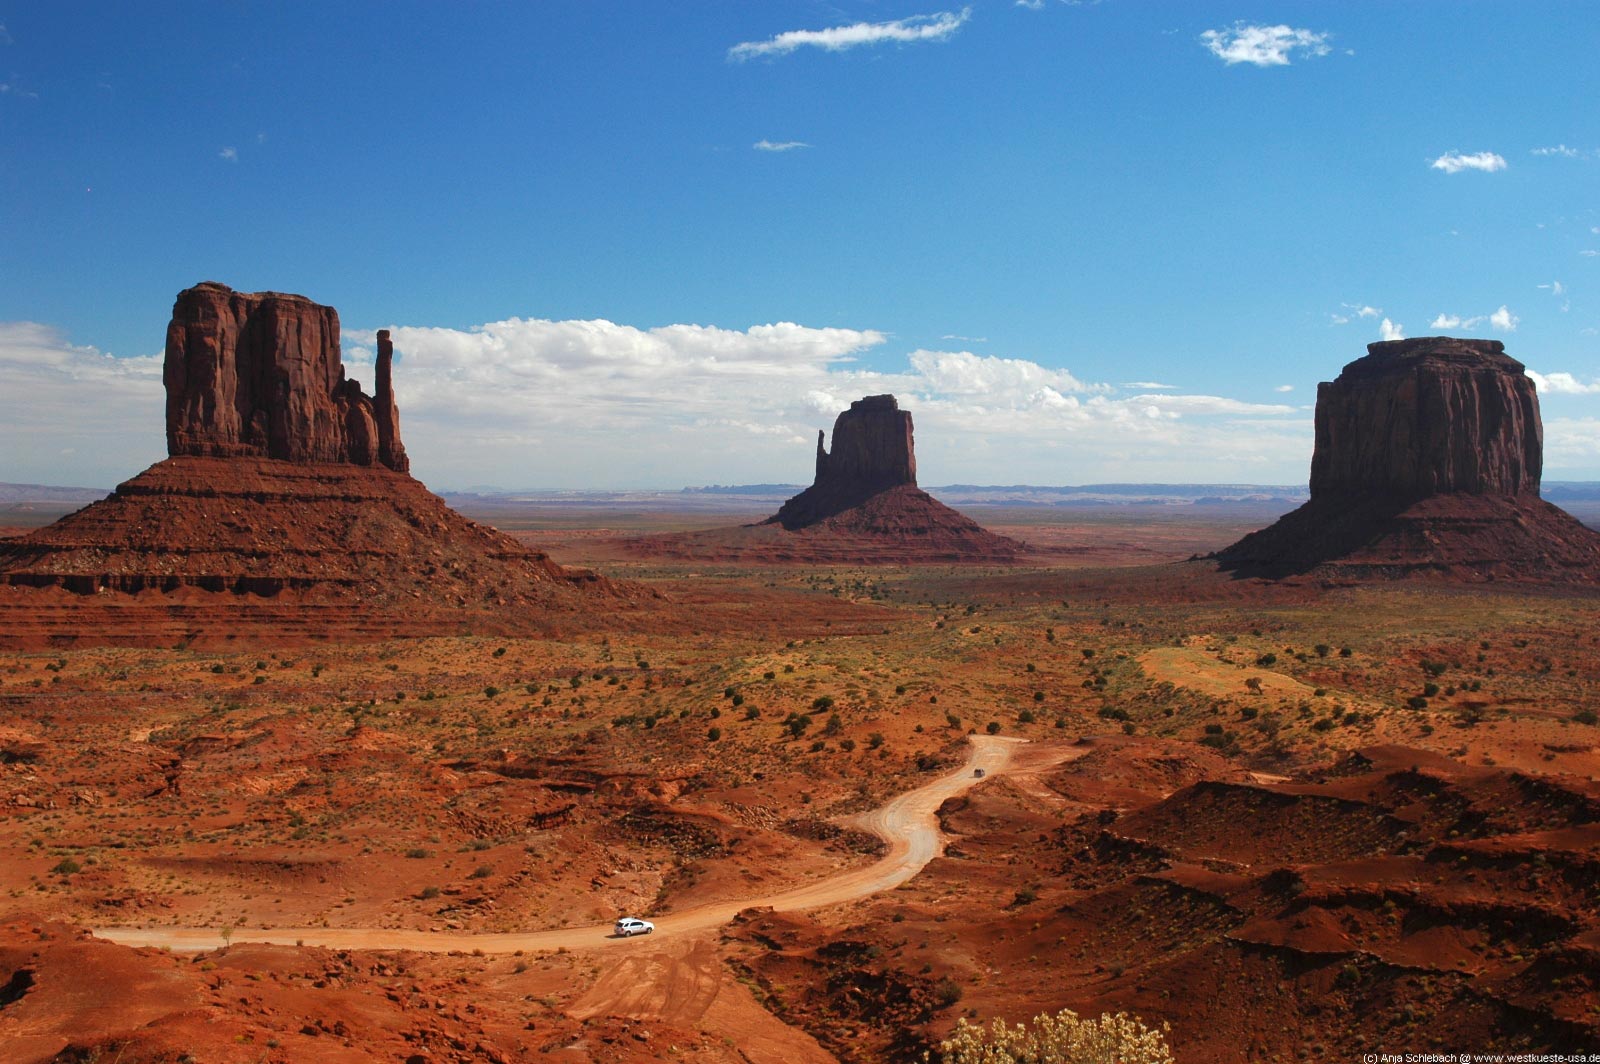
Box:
[4,312,1598,492]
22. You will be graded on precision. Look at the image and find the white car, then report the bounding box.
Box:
[614,917,655,937]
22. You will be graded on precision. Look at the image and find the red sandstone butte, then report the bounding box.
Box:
[1216,337,1600,581]
[0,282,636,645]
[164,281,408,472]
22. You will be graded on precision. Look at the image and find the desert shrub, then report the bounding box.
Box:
[764,670,775,680]
[1097,707,1129,722]
[839,738,856,752]
[825,713,844,735]
[707,727,722,741]
[1239,706,1258,721]
[1339,647,1353,658]
[492,647,507,658]
[1423,683,1440,697]
[812,695,835,711]
[1421,660,1448,677]
[1407,696,1429,710]
[52,858,81,875]
[1575,709,1598,726]
[731,694,745,707]
[986,721,1002,735]
[946,713,962,728]
[1314,644,1331,657]
[1032,691,1044,702]
[868,731,886,749]
[1018,708,1036,724]
[1012,885,1038,906]
[933,1008,1173,1064]
[483,686,500,698]
[1255,652,1277,666]
[405,848,431,859]
[933,977,964,1008]
[419,886,440,899]
[470,865,492,879]
[785,713,812,738]
[744,705,760,721]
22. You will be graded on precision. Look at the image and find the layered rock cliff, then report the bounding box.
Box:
[1216,337,1600,581]
[1309,338,1540,501]
[164,282,408,472]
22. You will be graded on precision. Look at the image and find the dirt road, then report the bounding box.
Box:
[95,734,1029,956]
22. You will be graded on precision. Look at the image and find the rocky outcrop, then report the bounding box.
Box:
[813,394,916,492]
[1309,338,1540,500]
[1216,337,1600,581]
[164,282,408,472]
[772,395,919,529]
[0,282,640,642]
[737,394,1022,562]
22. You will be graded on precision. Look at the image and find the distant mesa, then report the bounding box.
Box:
[629,394,1022,564]
[1215,337,1600,580]
[0,282,628,646]
[768,394,918,529]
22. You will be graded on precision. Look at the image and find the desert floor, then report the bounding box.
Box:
[2,504,1597,1063]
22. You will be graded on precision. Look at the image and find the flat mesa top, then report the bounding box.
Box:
[184,280,324,306]
[849,394,900,412]
[1347,336,1526,378]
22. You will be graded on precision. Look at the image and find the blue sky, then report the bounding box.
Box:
[2,2,1598,489]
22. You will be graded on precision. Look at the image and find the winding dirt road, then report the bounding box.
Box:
[94,735,1027,956]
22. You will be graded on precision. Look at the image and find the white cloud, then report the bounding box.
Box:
[6,307,1324,490]
[1489,305,1518,332]
[1538,281,1566,297]
[1126,393,1296,416]
[729,8,971,61]
[0,323,165,486]
[1531,144,1586,158]
[1379,318,1405,341]
[1528,371,1600,396]
[754,139,810,152]
[1581,249,1599,257]
[1430,151,1506,174]
[1429,313,1482,330]
[219,146,238,162]
[1331,303,1381,325]
[1543,418,1600,474]
[1122,381,1175,390]
[334,317,1313,487]
[1274,384,1294,393]
[941,334,988,343]
[1199,23,1331,66]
